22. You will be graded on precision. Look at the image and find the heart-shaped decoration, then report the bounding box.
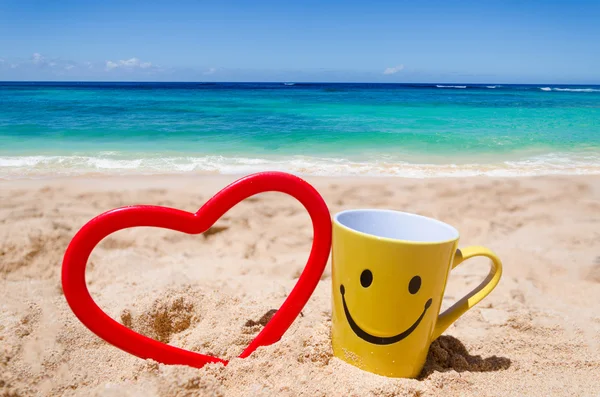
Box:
[61,171,332,368]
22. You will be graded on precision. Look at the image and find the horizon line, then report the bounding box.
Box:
[1,80,600,86]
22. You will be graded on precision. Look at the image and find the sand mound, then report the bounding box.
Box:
[121,294,196,343]
[419,336,511,378]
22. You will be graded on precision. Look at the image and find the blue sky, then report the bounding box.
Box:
[0,0,598,83]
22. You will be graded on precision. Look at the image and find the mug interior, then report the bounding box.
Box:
[335,209,459,243]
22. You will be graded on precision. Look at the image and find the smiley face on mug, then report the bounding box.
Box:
[339,268,433,345]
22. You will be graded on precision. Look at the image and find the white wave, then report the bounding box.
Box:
[436,85,467,89]
[486,85,498,88]
[540,87,600,92]
[553,88,600,92]
[2,152,600,179]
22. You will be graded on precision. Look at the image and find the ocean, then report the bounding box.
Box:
[1,81,599,178]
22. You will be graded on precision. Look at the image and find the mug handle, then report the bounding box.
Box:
[432,246,503,340]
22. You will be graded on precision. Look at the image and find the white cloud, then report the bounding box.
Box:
[1,54,91,75]
[383,64,404,75]
[32,52,44,64]
[28,53,58,68]
[105,60,118,70]
[0,53,222,80]
[120,58,138,67]
[105,57,153,71]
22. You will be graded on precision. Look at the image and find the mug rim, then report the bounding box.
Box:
[333,208,460,245]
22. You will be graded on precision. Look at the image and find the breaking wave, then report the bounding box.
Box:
[540,87,600,92]
[2,152,600,179]
[436,85,467,89]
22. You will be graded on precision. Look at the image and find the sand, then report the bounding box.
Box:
[1,174,600,396]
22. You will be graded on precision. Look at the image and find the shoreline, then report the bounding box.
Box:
[3,172,600,187]
[2,149,600,181]
[2,162,600,181]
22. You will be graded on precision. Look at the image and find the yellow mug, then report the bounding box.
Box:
[331,209,502,378]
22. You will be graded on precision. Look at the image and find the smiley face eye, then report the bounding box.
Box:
[408,276,421,294]
[360,269,373,288]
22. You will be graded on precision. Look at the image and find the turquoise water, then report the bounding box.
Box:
[1,82,599,178]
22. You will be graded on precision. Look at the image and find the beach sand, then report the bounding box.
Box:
[1,174,599,396]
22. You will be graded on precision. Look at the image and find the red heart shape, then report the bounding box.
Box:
[61,171,332,368]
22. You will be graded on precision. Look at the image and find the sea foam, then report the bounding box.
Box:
[2,152,600,179]
[436,85,467,89]
[540,87,600,92]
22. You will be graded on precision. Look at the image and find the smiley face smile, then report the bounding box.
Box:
[340,284,433,345]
